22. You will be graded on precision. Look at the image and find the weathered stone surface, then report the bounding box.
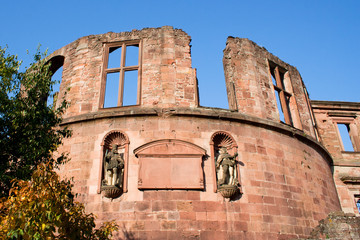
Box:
[312,101,360,216]
[49,26,347,239]
[300,211,360,240]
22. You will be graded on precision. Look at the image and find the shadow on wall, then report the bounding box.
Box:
[114,225,139,240]
[121,227,138,240]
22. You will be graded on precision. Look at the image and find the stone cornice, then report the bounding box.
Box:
[311,100,360,111]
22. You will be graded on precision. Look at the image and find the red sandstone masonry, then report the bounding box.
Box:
[52,27,342,239]
[50,26,198,119]
[312,101,360,215]
[57,114,340,239]
[223,37,315,137]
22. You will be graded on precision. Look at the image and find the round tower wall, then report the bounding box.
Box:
[58,110,340,239]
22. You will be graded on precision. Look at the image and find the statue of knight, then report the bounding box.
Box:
[103,144,124,187]
[216,147,239,186]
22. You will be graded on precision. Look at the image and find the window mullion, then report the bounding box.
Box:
[274,66,284,90]
[118,43,126,106]
[274,66,291,124]
[349,123,360,151]
[99,45,110,108]
[137,41,142,105]
[106,68,121,73]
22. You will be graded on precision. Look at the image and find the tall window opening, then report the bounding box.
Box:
[337,123,355,151]
[48,66,62,107]
[101,41,141,108]
[269,62,293,125]
[47,55,64,107]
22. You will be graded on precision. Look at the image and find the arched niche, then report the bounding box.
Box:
[210,131,241,193]
[98,130,130,195]
[134,139,206,189]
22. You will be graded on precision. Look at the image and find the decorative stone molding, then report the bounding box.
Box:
[340,176,360,184]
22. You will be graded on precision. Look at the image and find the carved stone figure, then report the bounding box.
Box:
[216,147,238,186]
[104,144,124,187]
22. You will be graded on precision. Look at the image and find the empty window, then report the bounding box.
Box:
[101,41,141,108]
[47,55,65,107]
[337,123,355,151]
[269,62,293,125]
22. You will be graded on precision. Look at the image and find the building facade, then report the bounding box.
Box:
[48,26,359,239]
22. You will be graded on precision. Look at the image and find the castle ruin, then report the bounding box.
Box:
[48,26,360,239]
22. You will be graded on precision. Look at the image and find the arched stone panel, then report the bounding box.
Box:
[134,139,206,189]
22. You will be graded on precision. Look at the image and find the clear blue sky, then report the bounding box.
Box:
[1,0,359,108]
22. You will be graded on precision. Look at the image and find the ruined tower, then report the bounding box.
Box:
[48,26,343,239]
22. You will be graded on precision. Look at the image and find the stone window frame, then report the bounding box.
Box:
[268,61,295,126]
[99,40,142,108]
[331,116,360,152]
[97,130,130,193]
[210,131,241,193]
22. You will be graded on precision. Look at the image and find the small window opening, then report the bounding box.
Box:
[108,47,122,69]
[101,41,140,108]
[104,72,120,108]
[125,45,139,67]
[271,72,277,86]
[47,66,62,107]
[355,197,360,214]
[274,90,285,123]
[47,55,64,107]
[337,123,355,151]
[123,70,138,106]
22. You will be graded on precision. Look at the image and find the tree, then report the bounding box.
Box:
[0,46,70,197]
[0,163,118,239]
[0,48,118,239]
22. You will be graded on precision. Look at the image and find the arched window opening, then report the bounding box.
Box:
[46,55,64,107]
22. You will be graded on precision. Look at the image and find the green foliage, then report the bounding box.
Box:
[0,47,118,239]
[0,163,118,239]
[0,46,71,197]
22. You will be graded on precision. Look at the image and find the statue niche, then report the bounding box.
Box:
[100,131,129,199]
[210,131,241,199]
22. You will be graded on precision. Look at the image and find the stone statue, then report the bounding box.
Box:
[216,147,238,186]
[103,144,124,187]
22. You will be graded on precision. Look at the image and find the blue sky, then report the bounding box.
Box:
[1,0,359,108]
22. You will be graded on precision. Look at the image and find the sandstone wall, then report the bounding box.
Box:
[223,37,316,137]
[58,109,340,239]
[312,101,360,216]
[50,26,198,119]
[50,27,341,239]
[307,211,360,240]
